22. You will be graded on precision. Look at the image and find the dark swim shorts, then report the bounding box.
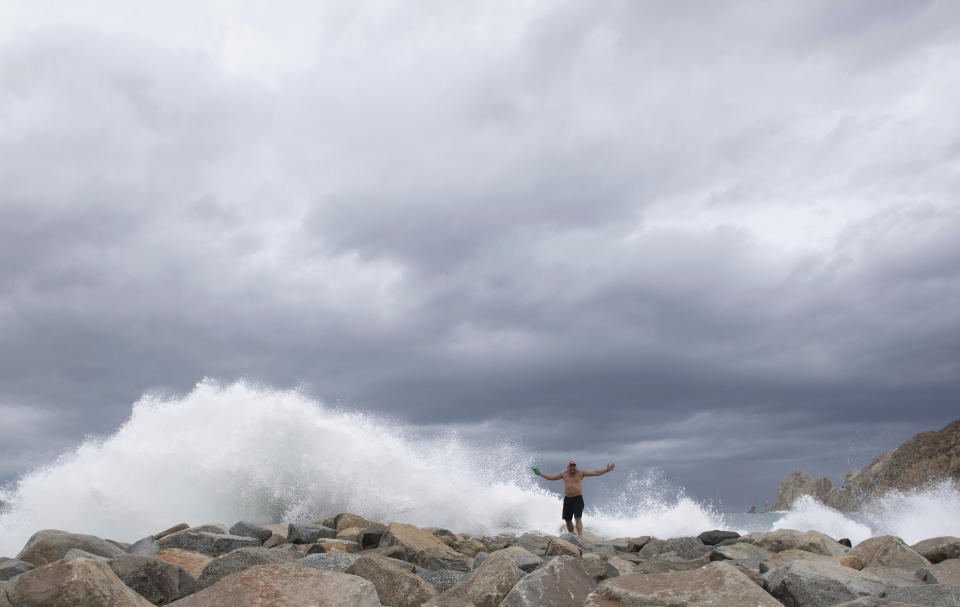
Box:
[562,495,585,521]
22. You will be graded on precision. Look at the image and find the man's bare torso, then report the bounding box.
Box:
[561,469,584,497]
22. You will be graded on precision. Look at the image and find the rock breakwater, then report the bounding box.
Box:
[2,516,959,606]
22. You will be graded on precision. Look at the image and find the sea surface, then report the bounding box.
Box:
[1,380,958,555]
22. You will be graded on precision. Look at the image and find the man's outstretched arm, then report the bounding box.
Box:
[537,470,564,480]
[582,463,615,477]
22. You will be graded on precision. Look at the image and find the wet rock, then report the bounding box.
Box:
[698,530,741,546]
[848,536,930,570]
[501,554,595,606]
[298,551,359,573]
[227,522,272,543]
[911,536,960,564]
[165,562,380,606]
[15,529,125,566]
[379,522,460,562]
[287,523,337,544]
[196,546,300,589]
[585,561,781,607]
[346,555,437,607]
[918,559,960,584]
[762,559,889,606]
[0,558,35,581]
[5,557,153,607]
[422,551,523,607]
[544,537,581,558]
[883,584,960,607]
[151,549,213,580]
[109,554,197,605]
[710,541,774,569]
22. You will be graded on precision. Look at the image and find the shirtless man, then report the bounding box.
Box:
[535,460,615,541]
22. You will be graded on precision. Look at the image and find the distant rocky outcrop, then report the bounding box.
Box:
[773,418,960,511]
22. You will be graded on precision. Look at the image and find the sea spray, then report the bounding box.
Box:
[0,380,721,555]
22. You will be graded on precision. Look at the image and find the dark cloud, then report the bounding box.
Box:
[1,2,958,509]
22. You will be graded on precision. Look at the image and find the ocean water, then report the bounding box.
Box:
[1,380,958,556]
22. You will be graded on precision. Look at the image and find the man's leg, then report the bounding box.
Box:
[565,518,574,533]
[575,516,583,540]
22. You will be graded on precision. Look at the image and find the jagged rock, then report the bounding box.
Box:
[762,559,889,606]
[472,551,489,569]
[710,541,774,568]
[0,558,35,581]
[345,555,437,607]
[287,523,337,544]
[451,537,487,556]
[227,522,272,543]
[515,532,553,554]
[379,522,454,560]
[911,536,960,563]
[109,555,197,605]
[196,546,300,589]
[584,561,781,607]
[883,585,960,607]
[774,470,835,510]
[359,527,387,549]
[337,526,363,542]
[165,562,379,606]
[848,536,930,570]
[698,530,741,546]
[625,536,651,552]
[262,533,285,548]
[500,555,596,606]
[15,529,125,566]
[414,546,473,571]
[601,555,636,577]
[661,537,710,559]
[545,537,581,558]
[334,513,380,532]
[416,568,468,592]
[153,524,190,540]
[481,534,516,553]
[155,530,260,556]
[490,546,543,574]
[918,559,960,584]
[422,551,523,607]
[127,537,162,556]
[5,557,154,607]
[298,551,360,572]
[151,549,213,580]
[758,548,837,574]
[427,528,457,545]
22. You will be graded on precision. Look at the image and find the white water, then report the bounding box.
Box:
[1,380,957,556]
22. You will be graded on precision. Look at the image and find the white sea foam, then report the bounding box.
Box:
[772,495,874,544]
[0,380,721,555]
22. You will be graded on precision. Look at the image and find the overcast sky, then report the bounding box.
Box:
[1,1,959,509]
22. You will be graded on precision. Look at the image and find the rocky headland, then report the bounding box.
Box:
[771,418,960,512]
[2,515,960,606]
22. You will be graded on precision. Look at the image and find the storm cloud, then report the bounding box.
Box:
[2,1,959,507]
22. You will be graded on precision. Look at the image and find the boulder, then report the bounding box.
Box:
[153,524,190,540]
[660,536,710,560]
[262,533,285,548]
[315,538,359,553]
[490,546,543,574]
[414,546,473,571]
[298,551,360,573]
[753,529,848,556]
[227,522,272,543]
[5,557,153,607]
[918,559,960,584]
[261,523,289,539]
[883,585,960,607]
[710,541,774,569]
[109,555,197,605]
[345,555,437,607]
[601,555,636,577]
[698,530,741,546]
[156,530,260,556]
[773,470,835,510]
[848,536,930,570]
[759,548,838,574]
[0,581,10,607]
[860,566,925,588]
[422,552,523,607]
[584,561,781,607]
[625,536,651,552]
[334,513,380,531]
[286,523,337,544]
[15,529,125,566]
[165,562,379,606]
[762,559,889,606]
[500,555,595,606]
[359,527,386,549]
[151,549,213,580]
[481,534,516,553]
[64,548,110,561]
[515,532,553,554]
[632,554,712,574]
[911,536,960,563]
[544,537,581,558]
[452,537,487,556]
[0,558,35,581]
[427,528,457,545]
[337,526,363,542]
[378,522,453,560]
[415,568,468,592]
[196,546,299,589]
[127,537,162,556]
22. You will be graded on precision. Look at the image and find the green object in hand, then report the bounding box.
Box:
[532,466,540,475]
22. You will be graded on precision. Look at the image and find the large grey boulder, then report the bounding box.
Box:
[584,561,782,607]
[0,581,10,607]
[848,536,930,570]
[359,527,386,549]
[152,524,190,540]
[165,562,380,606]
[414,546,473,571]
[422,551,523,607]
[759,548,838,574]
[698,530,741,546]
[287,523,338,544]
[151,549,212,580]
[126,537,162,556]
[919,559,960,584]
[883,585,960,607]
[710,541,774,569]
[334,513,381,531]
[345,555,438,607]
[156,530,260,556]
[544,537,581,558]
[632,553,712,574]
[379,522,460,561]
[109,555,197,605]
[490,546,543,574]
[753,529,848,556]
[227,522,272,543]
[762,559,889,606]
[5,557,154,607]
[197,546,300,589]
[298,551,360,573]
[911,536,960,564]
[500,555,596,607]
[15,529,125,566]
[0,558,35,581]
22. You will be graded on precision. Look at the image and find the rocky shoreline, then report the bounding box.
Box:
[2,515,959,606]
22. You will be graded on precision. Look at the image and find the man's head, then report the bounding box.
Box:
[567,460,576,470]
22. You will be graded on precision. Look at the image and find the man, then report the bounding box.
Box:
[534,460,615,541]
